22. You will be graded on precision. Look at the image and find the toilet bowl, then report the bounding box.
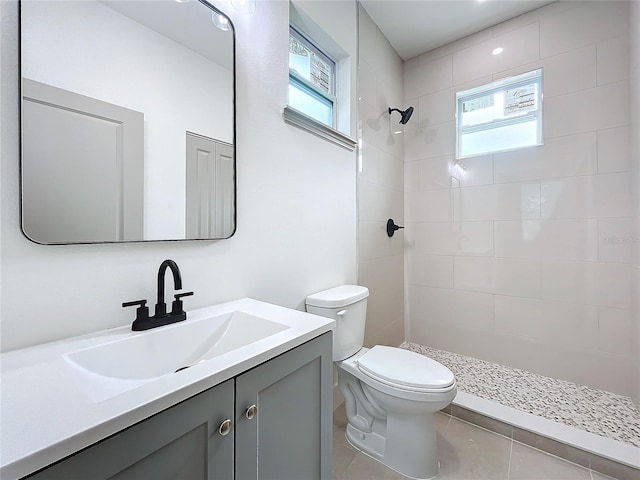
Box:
[306,285,457,480]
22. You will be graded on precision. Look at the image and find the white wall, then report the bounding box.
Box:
[630,0,640,406]
[403,1,634,396]
[22,0,233,240]
[357,6,405,348]
[0,0,358,352]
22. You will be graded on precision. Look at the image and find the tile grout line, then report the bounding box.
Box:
[507,436,514,480]
[342,450,360,478]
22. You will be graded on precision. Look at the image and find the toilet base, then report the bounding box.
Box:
[335,348,455,480]
[345,411,440,480]
[345,423,385,461]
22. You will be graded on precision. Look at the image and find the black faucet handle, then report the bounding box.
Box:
[122,299,150,323]
[171,291,194,315]
[174,291,194,300]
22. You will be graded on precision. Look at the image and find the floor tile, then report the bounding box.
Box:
[333,441,359,479]
[437,418,511,479]
[590,472,620,480]
[332,405,633,480]
[508,442,591,480]
[340,452,406,480]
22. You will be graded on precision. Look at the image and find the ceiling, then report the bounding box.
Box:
[359,0,554,60]
[100,0,233,70]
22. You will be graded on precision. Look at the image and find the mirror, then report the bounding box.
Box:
[20,0,235,244]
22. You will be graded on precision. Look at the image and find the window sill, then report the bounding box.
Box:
[283,106,356,151]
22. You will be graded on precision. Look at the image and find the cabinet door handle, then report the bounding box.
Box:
[218,419,232,436]
[245,404,257,420]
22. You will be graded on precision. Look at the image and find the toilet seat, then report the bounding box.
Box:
[356,346,454,392]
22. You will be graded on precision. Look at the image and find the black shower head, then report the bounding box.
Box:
[388,106,414,125]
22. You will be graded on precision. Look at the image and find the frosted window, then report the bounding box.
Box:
[456,69,543,159]
[289,35,332,95]
[288,79,333,127]
[289,26,335,128]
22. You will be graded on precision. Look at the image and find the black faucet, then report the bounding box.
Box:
[122,259,194,331]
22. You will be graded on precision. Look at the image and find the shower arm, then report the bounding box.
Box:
[388,106,414,125]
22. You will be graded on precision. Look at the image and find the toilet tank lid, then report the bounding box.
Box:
[305,285,369,308]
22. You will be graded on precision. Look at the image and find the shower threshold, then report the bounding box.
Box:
[401,342,640,479]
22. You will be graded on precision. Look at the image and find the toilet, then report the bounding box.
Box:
[306,285,456,480]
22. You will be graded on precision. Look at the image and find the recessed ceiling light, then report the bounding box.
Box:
[492,47,504,55]
[212,12,231,31]
[175,0,191,3]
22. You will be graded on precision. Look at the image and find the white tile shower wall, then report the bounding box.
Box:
[357,6,404,348]
[630,0,640,406]
[404,1,635,396]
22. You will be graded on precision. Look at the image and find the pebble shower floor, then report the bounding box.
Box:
[401,342,640,448]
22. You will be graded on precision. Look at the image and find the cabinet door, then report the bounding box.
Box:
[27,379,234,480]
[235,332,333,480]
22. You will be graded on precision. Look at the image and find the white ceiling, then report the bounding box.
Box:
[359,0,554,60]
[101,0,233,70]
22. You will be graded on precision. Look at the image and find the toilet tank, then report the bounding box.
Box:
[305,285,369,361]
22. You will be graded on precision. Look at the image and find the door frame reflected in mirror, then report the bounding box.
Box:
[19,0,237,244]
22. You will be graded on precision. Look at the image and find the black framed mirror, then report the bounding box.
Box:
[20,0,236,244]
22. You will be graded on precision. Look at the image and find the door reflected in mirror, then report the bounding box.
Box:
[20,0,235,243]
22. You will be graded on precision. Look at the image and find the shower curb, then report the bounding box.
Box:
[443,400,640,480]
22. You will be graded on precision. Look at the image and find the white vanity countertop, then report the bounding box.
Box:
[0,298,334,480]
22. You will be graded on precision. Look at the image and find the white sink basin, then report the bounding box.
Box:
[1,298,334,480]
[64,311,289,380]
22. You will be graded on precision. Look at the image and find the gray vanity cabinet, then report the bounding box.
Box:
[24,333,332,480]
[27,378,235,480]
[235,332,333,480]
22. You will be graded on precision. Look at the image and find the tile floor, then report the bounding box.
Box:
[401,343,640,448]
[333,404,617,480]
